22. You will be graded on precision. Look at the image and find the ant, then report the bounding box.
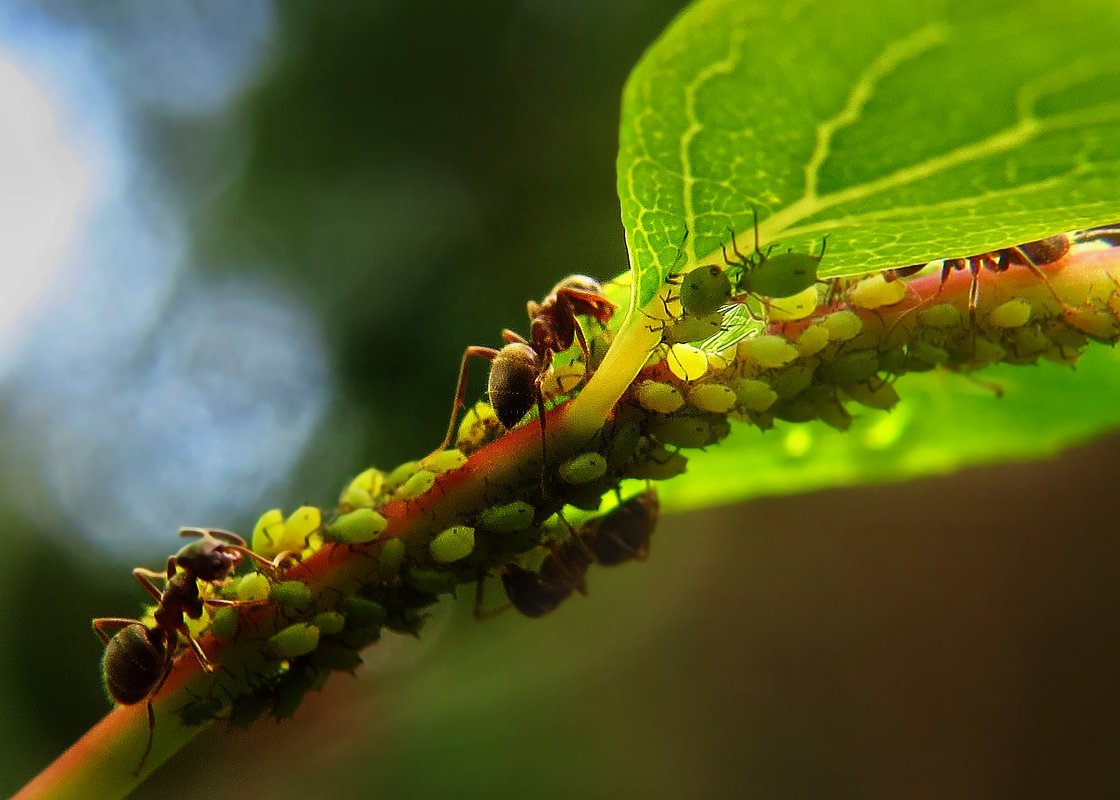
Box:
[584,487,660,566]
[481,488,660,618]
[1074,224,1120,247]
[93,528,290,773]
[437,275,616,466]
[881,234,1073,318]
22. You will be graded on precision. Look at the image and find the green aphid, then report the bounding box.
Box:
[818,351,879,386]
[308,640,364,673]
[405,568,458,595]
[812,389,852,431]
[382,460,420,492]
[378,538,406,573]
[687,383,737,414]
[770,397,818,423]
[623,446,688,480]
[179,696,226,727]
[221,572,271,602]
[679,265,732,316]
[558,452,608,484]
[344,596,388,629]
[210,606,240,641]
[740,249,824,299]
[726,211,827,300]
[270,665,327,720]
[769,364,815,400]
[397,469,437,500]
[603,417,644,470]
[633,380,685,414]
[270,580,312,610]
[265,623,321,660]
[429,525,476,563]
[735,378,778,411]
[647,416,712,449]
[325,507,388,545]
[841,377,900,411]
[419,449,468,474]
[478,501,536,533]
[664,313,724,345]
[906,342,950,369]
[311,611,346,637]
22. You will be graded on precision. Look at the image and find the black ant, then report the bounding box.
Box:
[498,539,593,618]
[584,488,660,566]
[93,528,289,773]
[437,275,616,465]
[482,488,660,618]
[881,235,1073,318]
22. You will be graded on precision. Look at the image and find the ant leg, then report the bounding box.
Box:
[1074,226,1120,246]
[92,617,141,644]
[1004,247,1076,312]
[967,260,982,323]
[473,570,512,619]
[181,527,247,548]
[133,699,157,777]
[437,345,500,452]
[133,568,168,603]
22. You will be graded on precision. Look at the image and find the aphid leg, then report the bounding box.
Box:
[964,374,1005,398]
[437,345,501,452]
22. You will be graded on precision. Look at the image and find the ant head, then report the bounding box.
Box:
[175,535,243,582]
[550,274,604,296]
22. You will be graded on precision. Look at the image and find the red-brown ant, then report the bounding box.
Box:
[93,528,289,773]
[438,275,616,462]
[881,235,1072,317]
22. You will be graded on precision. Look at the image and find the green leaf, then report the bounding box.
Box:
[613,0,1120,509]
[617,0,1120,310]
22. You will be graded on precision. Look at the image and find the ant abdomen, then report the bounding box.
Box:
[487,343,540,429]
[101,624,166,706]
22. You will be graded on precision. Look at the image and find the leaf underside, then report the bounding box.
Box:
[614,0,1120,510]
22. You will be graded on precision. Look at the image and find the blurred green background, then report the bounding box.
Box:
[1,2,1118,798]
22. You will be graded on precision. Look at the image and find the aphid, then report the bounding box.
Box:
[437,275,616,464]
[679,265,732,317]
[585,489,659,566]
[92,528,284,772]
[723,208,827,304]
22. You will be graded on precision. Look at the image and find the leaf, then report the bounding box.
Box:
[617,0,1120,311]
[612,0,1120,510]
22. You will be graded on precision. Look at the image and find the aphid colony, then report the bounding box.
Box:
[93,214,1120,772]
[633,219,1120,436]
[93,441,661,771]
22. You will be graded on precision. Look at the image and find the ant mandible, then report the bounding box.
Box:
[437,275,616,461]
[92,528,290,773]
